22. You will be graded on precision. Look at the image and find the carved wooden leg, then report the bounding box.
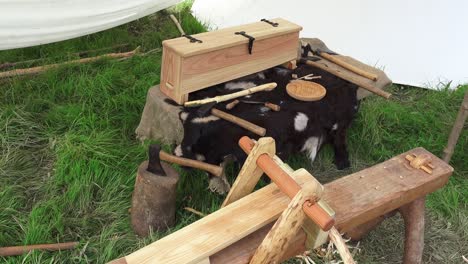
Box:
[399,197,426,264]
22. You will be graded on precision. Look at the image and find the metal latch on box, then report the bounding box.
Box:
[235,31,255,54]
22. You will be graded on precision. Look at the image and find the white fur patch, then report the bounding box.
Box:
[191,115,220,124]
[257,72,266,79]
[224,81,256,91]
[195,154,206,161]
[301,136,322,163]
[174,145,183,157]
[332,123,338,131]
[180,112,189,122]
[275,68,290,76]
[294,112,309,132]
[354,105,358,110]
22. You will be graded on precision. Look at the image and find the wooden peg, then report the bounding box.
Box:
[405,154,434,174]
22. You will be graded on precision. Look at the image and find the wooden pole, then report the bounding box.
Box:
[399,197,426,264]
[443,90,468,163]
[170,14,186,36]
[0,47,140,79]
[0,242,78,257]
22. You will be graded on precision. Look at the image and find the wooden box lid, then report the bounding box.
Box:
[162,18,302,57]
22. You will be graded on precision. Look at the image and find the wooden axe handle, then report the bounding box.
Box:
[238,136,335,231]
[319,52,378,82]
[159,151,223,177]
[211,108,266,136]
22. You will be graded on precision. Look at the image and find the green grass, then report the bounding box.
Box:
[0,5,466,264]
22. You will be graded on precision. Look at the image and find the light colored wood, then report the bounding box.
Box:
[169,14,186,36]
[160,47,183,103]
[405,154,433,174]
[329,227,356,264]
[160,18,301,104]
[239,136,334,231]
[226,100,240,110]
[211,109,266,136]
[119,170,313,264]
[319,52,378,81]
[0,48,140,79]
[196,258,210,264]
[250,187,315,264]
[0,242,79,257]
[286,80,327,101]
[399,197,426,264]
[222,137,276,207]
[159,150,223,177]
[443,90,468,163]
[303,59,392,99]
[163,18,302,57]
[184,83,277,107]
[206,147,453,264]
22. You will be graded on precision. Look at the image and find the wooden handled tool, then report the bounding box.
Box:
[317,51,378,81]
[238,136,335,231]
[184,82,277,107]
[148,144,224,177]
[0,242,78,257]
[301,58,392,99]
[212,108,266,136]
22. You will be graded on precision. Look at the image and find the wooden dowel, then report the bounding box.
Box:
[329,227,356,264]
[226,100,240,110]
[0,47,140,79]
[443,90,468,163]
[302,59,391,99]
[212,109,266,136]
[319,52,378,81]
[159,150,223,177]
[264,102,280,112]
[0,242,79,257]
[238,136,334,231]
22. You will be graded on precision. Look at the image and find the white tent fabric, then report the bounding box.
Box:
[0,0,181,51]
[192,0,468,88]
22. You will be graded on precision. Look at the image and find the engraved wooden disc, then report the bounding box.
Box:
[286,80,326,101]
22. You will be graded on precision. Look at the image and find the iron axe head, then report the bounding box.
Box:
[147,144,167,176]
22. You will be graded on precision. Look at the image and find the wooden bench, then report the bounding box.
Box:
[110,147,453,264]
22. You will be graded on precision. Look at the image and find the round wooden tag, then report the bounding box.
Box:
[286,80,326,101]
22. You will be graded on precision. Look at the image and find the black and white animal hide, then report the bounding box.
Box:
[171,63,360,193]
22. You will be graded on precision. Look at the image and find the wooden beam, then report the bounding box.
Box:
[210,147,453,264]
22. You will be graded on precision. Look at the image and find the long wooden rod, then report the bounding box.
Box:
[238,136,334,231]
[443,90,468,163]
[0,242,78,257]
[302,59,391,99]
[318,52,378,81]
[211,108,266,136]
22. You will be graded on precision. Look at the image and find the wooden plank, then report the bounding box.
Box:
[179,32,298,94]
[121,170,313,264]
[210,147,453,264]
[163,18,302,57]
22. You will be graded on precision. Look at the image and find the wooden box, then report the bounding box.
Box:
[160,18,302,104]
